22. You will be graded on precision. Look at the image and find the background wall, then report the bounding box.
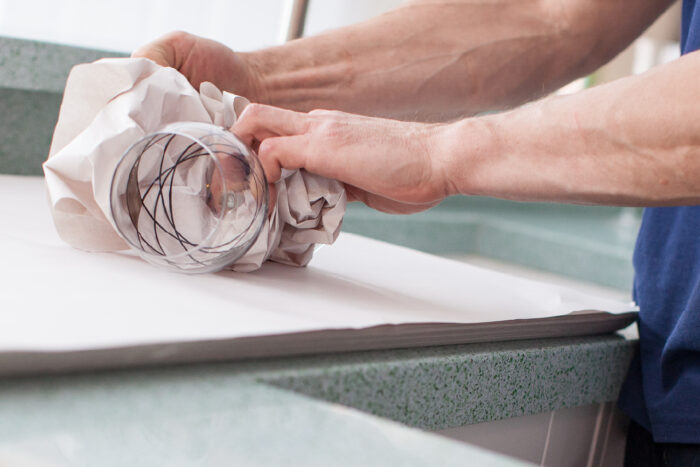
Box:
[0,0,287,52]
[0,0,407,53]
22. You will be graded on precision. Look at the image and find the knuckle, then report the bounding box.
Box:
[309,109,344,119]
[157,31,188,46]
[309,109,331,116]
[165,30,191,41]
[243,103,265,119]
[314,119,342,138]
[308,110,350,138]
[258,138,277,156]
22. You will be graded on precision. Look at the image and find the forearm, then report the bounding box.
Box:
[246,0,671,121]
[444,51,700,206]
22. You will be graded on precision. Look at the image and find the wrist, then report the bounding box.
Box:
[432,117,498,198]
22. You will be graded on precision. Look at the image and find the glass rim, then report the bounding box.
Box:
[109,125,232,262]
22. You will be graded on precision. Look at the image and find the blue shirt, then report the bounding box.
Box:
[617,0,700,444]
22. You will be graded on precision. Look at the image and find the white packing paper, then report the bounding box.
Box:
[43,58,346,271]
[1,175,637,358]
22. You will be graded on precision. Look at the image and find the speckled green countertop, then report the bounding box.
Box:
[0,336,632,466]
[0,37,126,176]
[0,368,525,466]
[256,335,634,429]
[343,199,640,291]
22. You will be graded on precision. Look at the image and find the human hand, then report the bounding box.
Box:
[132,31,266,103]
[232,104,454,214]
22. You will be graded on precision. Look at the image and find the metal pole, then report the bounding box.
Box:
[285,0,309,42]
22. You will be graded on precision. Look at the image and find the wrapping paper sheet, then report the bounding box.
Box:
[1,175,636,359]
[43,58,346,271]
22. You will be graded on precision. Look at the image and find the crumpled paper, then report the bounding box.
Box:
[43,58,346,272]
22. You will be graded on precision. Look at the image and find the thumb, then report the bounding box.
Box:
[132,44,173,67]
[132,36,179,67]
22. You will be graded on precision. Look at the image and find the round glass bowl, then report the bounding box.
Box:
[110,122,268,273]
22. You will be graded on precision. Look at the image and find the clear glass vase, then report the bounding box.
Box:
[109,122,268,273]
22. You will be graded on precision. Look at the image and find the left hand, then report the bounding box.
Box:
[132,31,266,104]
[232,104,452,214]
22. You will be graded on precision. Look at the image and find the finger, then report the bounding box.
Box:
[345,185,439,214]
[233,104,309,147]
[256,135,310,183]
[344,187,359,203]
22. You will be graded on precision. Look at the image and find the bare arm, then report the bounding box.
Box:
[233,50,700,212]
[246,0,674,120]
[444,50,700,206]
[136,0,674,121]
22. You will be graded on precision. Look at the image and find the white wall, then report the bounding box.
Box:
[305,0,406,36]
[0,0,406,53]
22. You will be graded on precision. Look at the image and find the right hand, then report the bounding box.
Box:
[132,31,266,103]
[233,104,454,215]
